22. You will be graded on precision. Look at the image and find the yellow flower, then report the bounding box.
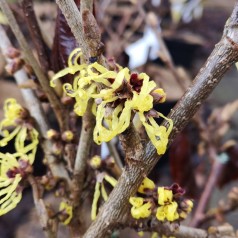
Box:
[0,99,39,216]
[129,196,152,219]
[0,153,30,215]
[0,98,23,129]
[156,187,180,222]
[59,201,73,225]
[158,187,173,206]
[156,201,179,222]
[129,197,144,208]
[138,177,155,194]
[0,99,24,147]
[51,48,173,155]
[131,201,152,219]
[0,99,39,163]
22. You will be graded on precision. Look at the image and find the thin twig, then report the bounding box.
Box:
[130,219,236,238]
[0,0,66,131]
[55,0,90,59]
[0,24,71,187]
[107,141,123,170]
[72,100,95,206]
[190,146,224,227]
[19,0,50,72]
[83,3,238,237]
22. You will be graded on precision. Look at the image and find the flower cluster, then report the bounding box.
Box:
[0,99,39,215]
[51,48,173,155]
[129,178,193,223]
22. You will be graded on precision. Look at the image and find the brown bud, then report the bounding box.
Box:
[5,58,25,75]
[5,47,21,59]
[47,129,60,140]
[52,142,63,156]
[61,130,74,142]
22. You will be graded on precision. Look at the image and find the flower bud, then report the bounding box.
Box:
[62,130,74,142]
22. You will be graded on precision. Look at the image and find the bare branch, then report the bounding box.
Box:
[19,0,50,72]
[190,147,223,227]
[0,0,66,130]
[73,100,95,206]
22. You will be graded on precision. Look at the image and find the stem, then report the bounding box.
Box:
[81,0,93,13]
[107,141,123,170]
[83,3,238,237]
[0,25,71,187]
[73,101,95,206]
[55,0,88,58]
[28,175,57,238]
[190,147,224,227]
[0,0,66,131]
[19,0,50,72]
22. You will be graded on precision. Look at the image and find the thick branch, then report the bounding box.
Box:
[83,3,238,238]
[0,0,66,130]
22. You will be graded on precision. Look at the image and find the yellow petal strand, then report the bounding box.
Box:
[129,197,144,208]
[91,182,101,220]
[139,112,173,155]
[104,175,117,187]
[101,182,108,202]
[0,191,22,216]
[0,126,21,147]
[0,175,21,201]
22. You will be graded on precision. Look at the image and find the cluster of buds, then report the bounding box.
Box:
[46,129,75,171]
[46,128,76,174]
[0,99,39,215]
[89,156,117,220]
[51,48,173,155]
[129,177,193,223]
